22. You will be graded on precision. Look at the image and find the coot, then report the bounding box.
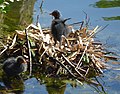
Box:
[50,10,72,44]
[2,56,27,76]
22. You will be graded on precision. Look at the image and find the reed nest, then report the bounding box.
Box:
[0,23,117,85]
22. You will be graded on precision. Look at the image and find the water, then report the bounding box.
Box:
[0,0,120,94]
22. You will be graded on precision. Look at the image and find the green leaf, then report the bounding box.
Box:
[82,54,90,64]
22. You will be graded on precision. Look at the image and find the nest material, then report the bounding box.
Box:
[0,23,113,85]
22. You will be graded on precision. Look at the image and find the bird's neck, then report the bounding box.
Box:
[54,17,60,19]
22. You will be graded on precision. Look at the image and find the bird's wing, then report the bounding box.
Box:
[63,25,72,36]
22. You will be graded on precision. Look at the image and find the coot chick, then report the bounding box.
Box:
[50,10,72,44]
[2,56,27,76]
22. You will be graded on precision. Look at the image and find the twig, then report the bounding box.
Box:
[39,0,44,13]
[93,77,107,93]
[95,24,109,35]
[44,53,83,84]
[75,68,85,79]
[63,18,71,23]
[69,21,83,26]
[80,21,84,30]
[62,54,87,80]
[0,41,8,55]
[90,54,103,74]
[37,22,45,41]
[39,47,48,62]
[83,11,90,27]
[25,29,32,77]
[62,54,86,73]
[62,54,75,68]
[36,15,39,26]
[76,42,89,68]
[85,26,101,41]
[84,68,89,77]
[9,34,17,49]
[61,35,70,47]
[104,55,118,60]
[40,0,44,9]
[0,47,8,56]
[0,41,7,48]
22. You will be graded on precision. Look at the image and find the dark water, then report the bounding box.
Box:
[0,0,120,94]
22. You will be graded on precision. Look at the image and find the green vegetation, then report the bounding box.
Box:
[103,16,120,21]
[95,0,120,8]
[93,0,120,21]
[0,0,35,36]
[0,0,13,13]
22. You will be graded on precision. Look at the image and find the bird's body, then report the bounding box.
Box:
[2,56,27,76]
[51,19,66,42]
[50,10,72,43]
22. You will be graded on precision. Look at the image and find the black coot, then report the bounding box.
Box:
[50,10,71,44]
[2,56,27,76]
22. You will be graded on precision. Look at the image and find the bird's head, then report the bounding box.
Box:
[50,10,61,19]
[16,56,27,64]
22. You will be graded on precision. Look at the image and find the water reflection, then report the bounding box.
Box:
[0,73,107,94]
[27,73,107,94]
[1,74,24,94]
[46,80,66,94]
[34,73,66,94]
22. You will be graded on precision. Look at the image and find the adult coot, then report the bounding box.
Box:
[2,56,27,76]
[50,10,72,44]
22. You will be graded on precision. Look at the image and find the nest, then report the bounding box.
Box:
[0,22,116,85]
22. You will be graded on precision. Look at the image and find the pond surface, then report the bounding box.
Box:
[0,0,120,94]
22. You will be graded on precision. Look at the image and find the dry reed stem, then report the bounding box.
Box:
[76,42,89,68]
